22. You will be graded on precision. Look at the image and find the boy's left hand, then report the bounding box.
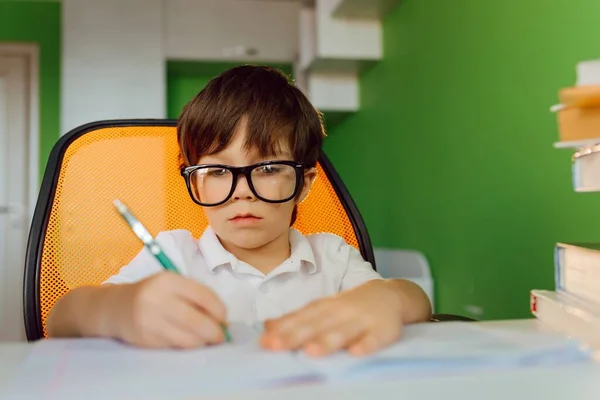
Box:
[260,280,404,357]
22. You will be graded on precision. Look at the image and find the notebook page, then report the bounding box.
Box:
[7,321,591,398]
[6,323,316,399]
[299,322,591,379]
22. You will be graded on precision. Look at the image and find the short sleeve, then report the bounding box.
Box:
[309,233,383,292]
[339,242,383,291]
[102,231,187,285]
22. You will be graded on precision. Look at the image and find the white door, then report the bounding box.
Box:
[0,55,30,341]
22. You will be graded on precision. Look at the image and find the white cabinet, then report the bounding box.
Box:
[60,0,399,125]
[164,0,300,63]
[61,0,165,134]
[331,0,402,19]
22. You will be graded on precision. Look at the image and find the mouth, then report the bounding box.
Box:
[229,213,262,222]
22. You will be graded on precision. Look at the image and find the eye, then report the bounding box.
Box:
[206,168,229,177]
[258,165,281,174]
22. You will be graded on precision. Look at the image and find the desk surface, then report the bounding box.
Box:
[1,319,598,399]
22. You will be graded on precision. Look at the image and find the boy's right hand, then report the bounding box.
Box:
[109,272,228,349]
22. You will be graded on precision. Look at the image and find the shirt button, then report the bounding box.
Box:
[259,285,269,294]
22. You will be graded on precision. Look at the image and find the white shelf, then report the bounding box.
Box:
[307,70,359,112]
[554,139,600,149]
[293,61,358,114]
[571,146,600,192]
[332,0,402,19]
[299,1,382,73]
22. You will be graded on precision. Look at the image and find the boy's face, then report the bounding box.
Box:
[196,120,316,251]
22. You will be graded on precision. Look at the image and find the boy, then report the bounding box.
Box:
[46,65,432,357]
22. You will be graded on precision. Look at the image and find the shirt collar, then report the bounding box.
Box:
[288,228,317,274]
[198,226,236,272]
[198,227,317,274]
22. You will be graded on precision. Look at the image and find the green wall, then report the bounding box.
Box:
[167,61,293,119]
[324,0,600,319]
[0,1,61,179]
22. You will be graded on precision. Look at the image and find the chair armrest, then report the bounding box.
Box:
[430,313,476,322]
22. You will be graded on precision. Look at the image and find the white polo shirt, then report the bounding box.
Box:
[104,227,382,325]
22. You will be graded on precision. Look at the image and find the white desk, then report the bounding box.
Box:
[0,342,29,390]
[1,319,598,399]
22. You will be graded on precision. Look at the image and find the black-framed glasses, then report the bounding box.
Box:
[181,160,304,207]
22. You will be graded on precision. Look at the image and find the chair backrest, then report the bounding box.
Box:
[24,120,375,340]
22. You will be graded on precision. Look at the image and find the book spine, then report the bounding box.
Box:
[554,245,564,291]
[530,290,600,350]
[554,246,600,306]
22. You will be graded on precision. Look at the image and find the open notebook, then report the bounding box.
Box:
[6,322,591,399]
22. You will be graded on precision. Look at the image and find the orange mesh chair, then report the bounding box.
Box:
[24,120,469,340]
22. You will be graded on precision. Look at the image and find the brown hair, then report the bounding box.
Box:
[177,65,326,224]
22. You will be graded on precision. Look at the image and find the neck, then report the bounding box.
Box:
[220,230,291,274]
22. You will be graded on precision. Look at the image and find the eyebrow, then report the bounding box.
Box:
[201,158,293,166]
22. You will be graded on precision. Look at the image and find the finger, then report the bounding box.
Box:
[157,320,207,349]
[263,314,348,351]
[262,303,353,350]
[303,319,367,358]
[265,297,343,334]
[261,301,328,349]
[347,334,381,357]
[263,305,318,333]
[128,324,202,349]
[166,302,224,345]
[348,324,403,357]
[175,278,227,323]
[261,320,315,351]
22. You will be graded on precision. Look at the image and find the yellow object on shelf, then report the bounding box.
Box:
[555,85,600,142]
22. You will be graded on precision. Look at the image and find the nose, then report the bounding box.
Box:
[231,174,255,202]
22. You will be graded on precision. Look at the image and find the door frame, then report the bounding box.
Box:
[0,43,40,221]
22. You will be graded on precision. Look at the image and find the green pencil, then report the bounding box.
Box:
[113,199,231,343]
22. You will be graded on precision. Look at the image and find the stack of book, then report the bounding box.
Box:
[530,60,600,349]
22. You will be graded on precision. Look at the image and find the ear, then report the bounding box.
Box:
[297,167,317,204]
